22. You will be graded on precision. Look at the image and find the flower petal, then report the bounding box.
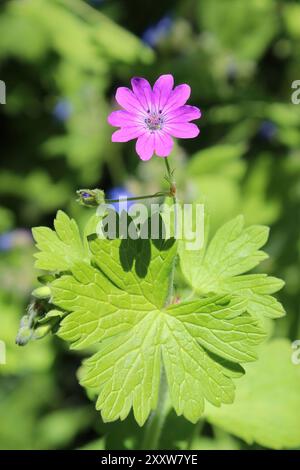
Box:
[115,87,144,114]
[112,126,144,142]
[136,132,155,160]
[153,74,174,112]
[163,84,191,113]
[166,122,200,138]
[108,110,139,127]
[131,77,153,112]
[155,132,173,157]
[166,105,201,123]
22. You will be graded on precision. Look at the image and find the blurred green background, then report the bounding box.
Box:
[0,0,300,450]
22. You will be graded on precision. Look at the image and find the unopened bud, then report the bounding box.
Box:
[37,274,55,284]
[16,316,33,346]
[32,286,51,300]
[76,189,105,207]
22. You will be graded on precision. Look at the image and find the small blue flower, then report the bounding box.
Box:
[0,232,13,251]
[106,187,134,214]
[0,229,32,251]
[53,99,73,122]
[259,121,277,141]
[142,16,173,48]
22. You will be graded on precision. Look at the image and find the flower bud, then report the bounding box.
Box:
[15,316,33,346]
[37,274,55,284]
[76,189,105,207]
[32,286,51,300]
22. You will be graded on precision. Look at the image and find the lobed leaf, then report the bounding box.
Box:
[32,210,89,272]
[179,215,285,319]
[51,233,266,425]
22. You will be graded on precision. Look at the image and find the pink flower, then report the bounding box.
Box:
[108,74,201,161]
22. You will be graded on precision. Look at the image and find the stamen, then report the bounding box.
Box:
[144,112,164,131]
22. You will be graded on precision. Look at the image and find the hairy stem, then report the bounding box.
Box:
[106,191,169,203]
[141,369,170,450]
[164,156,177,303]
[164,156,172,180]
[164,157,178,236]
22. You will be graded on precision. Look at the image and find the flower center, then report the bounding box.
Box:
[145,112,164,131]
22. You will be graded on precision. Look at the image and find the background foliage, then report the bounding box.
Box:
[0,0,299,450]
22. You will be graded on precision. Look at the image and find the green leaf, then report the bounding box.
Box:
[51,231,266,426]
[32,210,89,272]
[187,143,246,179]
[179,215,285,319]
[283,3,300,39]
[167,297,264,363]
[198,0,277,61]
[205,339,300,449]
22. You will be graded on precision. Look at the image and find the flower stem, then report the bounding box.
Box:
[105,191,168,204]
[163,156,177,301]
[164,156,172,181]
[141,369,170,450]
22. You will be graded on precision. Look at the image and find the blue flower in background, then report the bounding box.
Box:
[0,233,13,251]
[106,187,134,214]
[259,120,277,141]
[0,229,32,252]
[52,99,73,123]
[142,16,173,48]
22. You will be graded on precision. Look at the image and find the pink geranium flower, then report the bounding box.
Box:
[108,74,201,161]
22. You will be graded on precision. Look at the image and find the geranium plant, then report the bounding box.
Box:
[17,75,285,449]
